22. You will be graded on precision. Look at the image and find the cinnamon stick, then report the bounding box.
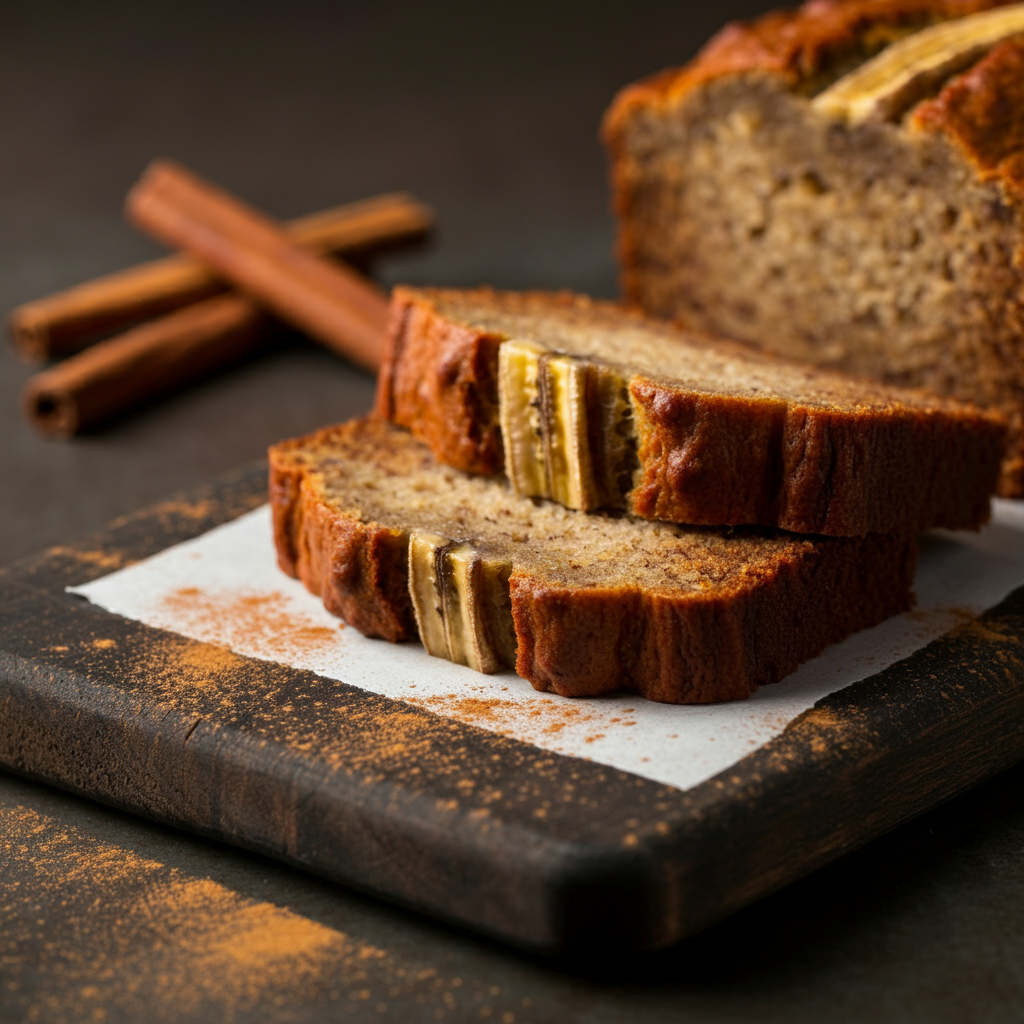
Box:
[11,191,431,362]
[24,294,271,438]
[126,160,390,371]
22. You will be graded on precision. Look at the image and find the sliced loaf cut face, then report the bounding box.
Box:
[269,417,918,705]
[376,286,1006,537]
[603,0,1024,495]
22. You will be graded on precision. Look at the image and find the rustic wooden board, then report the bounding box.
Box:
[2,465,1024,956]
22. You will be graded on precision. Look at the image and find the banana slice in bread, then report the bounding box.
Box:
[814,5,1024,123]
[498,341,602,510]
[408,531,511,674]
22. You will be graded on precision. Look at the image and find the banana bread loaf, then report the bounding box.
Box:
[603,0,1024,494]
[269,417,917,704]
[376,285,1005,536]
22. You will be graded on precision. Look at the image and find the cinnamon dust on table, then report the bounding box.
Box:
[905,606,977,631]
[0,806,362,1020]
[67,613,647,831]
[106,496,221,534]
[68,583,665,845]
[407,694,599,733]
[44,499,236,579]
[0,803,535,1023]
[140,496,219,522]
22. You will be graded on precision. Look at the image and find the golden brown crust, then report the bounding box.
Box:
[269,429,415,641]
[628,377,1005,533]
[603,0,1012,137]
[911,37,1024,201]
[374,286,504,475]
[268,418,918,704]
[511,532,917,703]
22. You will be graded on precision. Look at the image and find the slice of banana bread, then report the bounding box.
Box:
[603,0,1024,494]
[269,417,917,704]
[376,286,1005,536]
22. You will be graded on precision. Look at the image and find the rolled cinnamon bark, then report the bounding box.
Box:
[23,294,272,438]
[11,191,431,362]
[126,160,390,371]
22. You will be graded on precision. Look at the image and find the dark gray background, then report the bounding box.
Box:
[3,3,1024,1021]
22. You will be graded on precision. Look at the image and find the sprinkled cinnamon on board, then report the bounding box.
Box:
[112,496,220,527]
[160,585,343,663]
[402,691,673,754]
[57,618,676,842]
[46,545,130,573]
[140,587,687,758]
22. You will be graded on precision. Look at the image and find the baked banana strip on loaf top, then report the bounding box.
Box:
[376,286,1006,536]
[269,417,918,704]
[603,0,1024,495]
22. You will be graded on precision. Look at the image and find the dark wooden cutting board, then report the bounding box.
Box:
[2,465,1024,956]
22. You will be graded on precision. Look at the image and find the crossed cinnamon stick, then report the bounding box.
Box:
[18,166,432,437]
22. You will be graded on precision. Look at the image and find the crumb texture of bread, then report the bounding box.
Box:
[604,0,1024,493]
[268,418,918,704]
[377,286,1005,535]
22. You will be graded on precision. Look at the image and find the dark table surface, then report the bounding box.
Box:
[3,3,1024,1021]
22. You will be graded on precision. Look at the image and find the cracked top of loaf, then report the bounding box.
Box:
[605,1,1017,115]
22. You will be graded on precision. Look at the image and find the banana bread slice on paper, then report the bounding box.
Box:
[269,417,917,705]
[603,0,1024,494]
[376,286,1005,536]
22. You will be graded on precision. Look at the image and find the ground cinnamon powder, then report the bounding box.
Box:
[1,802,536,1023]
[161,586,343,663]
[151,585,650,754]
[404,693,629,749]
[0,804,377,1020]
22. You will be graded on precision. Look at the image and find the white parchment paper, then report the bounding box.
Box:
[69,501,1024,792]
